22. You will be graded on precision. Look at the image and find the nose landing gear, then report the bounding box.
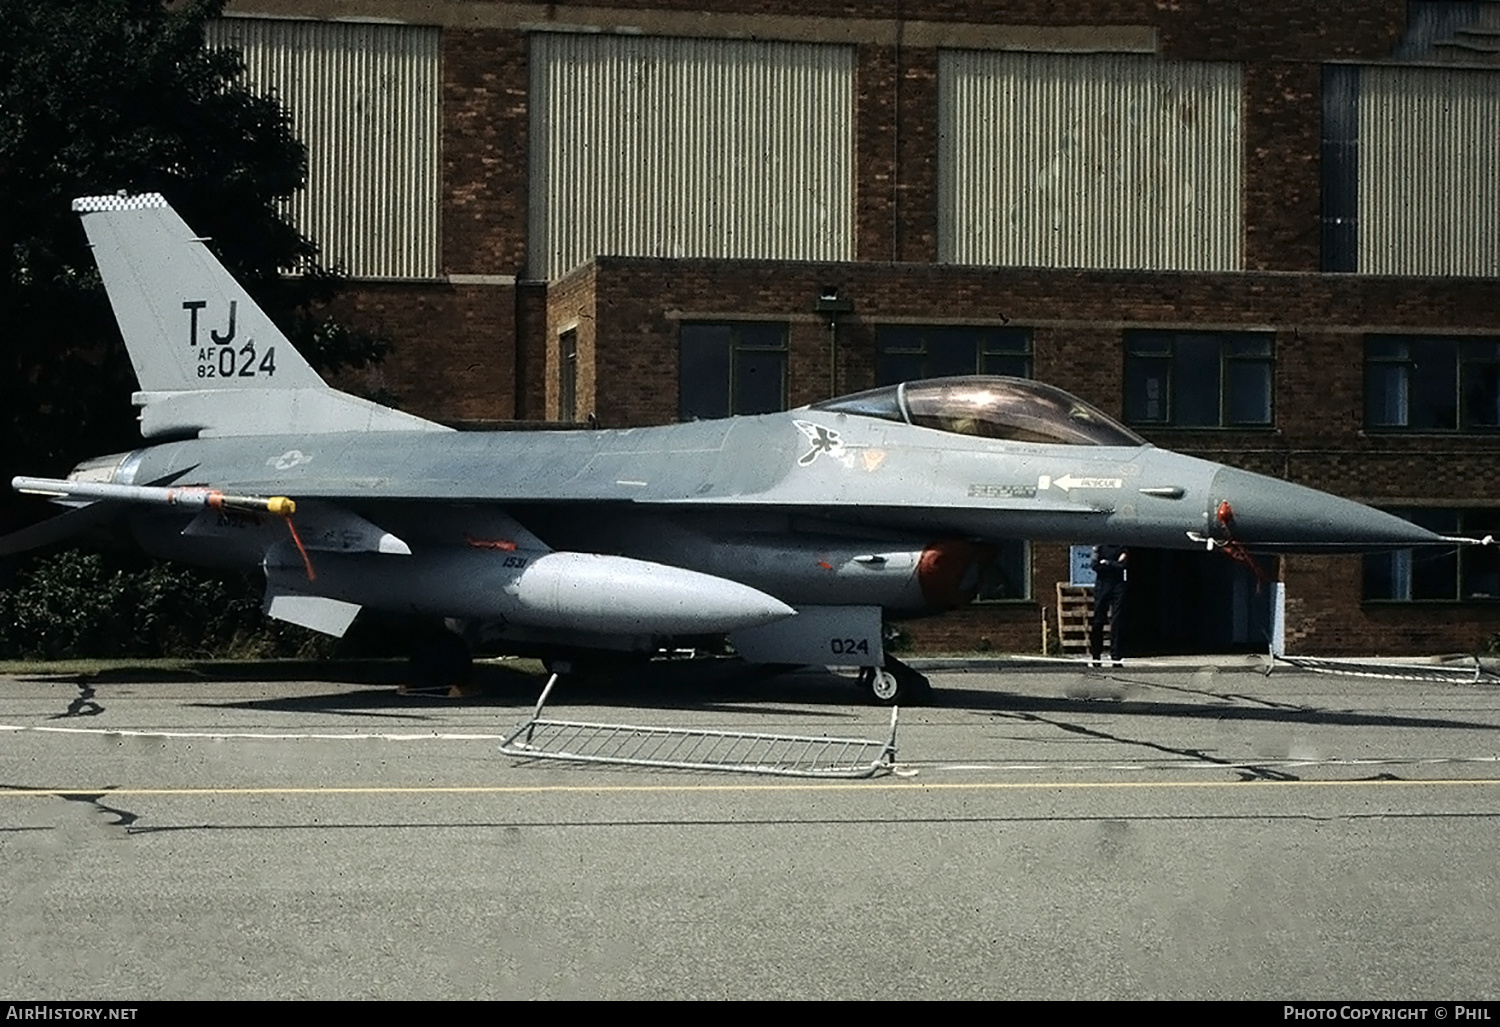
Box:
[857,656,931,705]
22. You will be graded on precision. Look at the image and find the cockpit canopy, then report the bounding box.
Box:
[809,376,1146,447]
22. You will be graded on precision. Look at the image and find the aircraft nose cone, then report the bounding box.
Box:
[1208,467,1448,549]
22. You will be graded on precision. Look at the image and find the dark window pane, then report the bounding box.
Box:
[558,329,578,423]
[681,322,787,419]
[1410,509,1460,600]
[926,330,980,378]
[1411,338,1459,430]
[1462,361,1500,428]
[1171,336,1223,427]
[1228,335,1273,359]
[1461,509,1500,599]
[1125,358,1170,423]
[1362,510,1500,602]
[1412,509,1461,535]
[1366,336,1410,360]
[1365,363,1410,427]
[1462,544,1500,600]
[735,348,786,415]
[679,324,732,421]
[975,541,1030,601]
[876,325,1032,384]
[1363,550,1399,600]
[981,352,1031,378]
[1320,66,1359,272]
[876,326,926,353]
[1226,361,1272,425]
[983,329,1032,354]
[1411,548,1460,600]
[1126,332,1173,357]
[736,322,787,350]
[877,353,926,386]
[1365,510,1462,601]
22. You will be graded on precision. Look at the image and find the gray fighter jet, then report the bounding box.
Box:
[2,194,1465,702]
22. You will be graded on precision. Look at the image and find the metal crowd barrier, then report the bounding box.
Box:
[499,673,899,778]
[1275,654,1499,685]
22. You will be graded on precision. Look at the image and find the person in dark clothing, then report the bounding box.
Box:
[1089,544,1128,668]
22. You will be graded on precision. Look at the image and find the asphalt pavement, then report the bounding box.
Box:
[2,654,1498,1000]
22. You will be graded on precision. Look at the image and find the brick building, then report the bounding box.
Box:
[220,0,1500,656]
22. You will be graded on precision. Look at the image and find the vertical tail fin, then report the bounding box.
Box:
[73,193,325,392]
[73,193,446,437]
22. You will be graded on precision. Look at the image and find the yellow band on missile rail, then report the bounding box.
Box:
[11,476,296,517]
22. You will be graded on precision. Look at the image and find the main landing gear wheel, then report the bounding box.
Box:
[857,657,932,706]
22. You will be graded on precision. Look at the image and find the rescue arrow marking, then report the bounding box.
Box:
[1038,474,1124,492]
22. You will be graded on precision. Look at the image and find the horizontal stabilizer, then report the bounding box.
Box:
[134,389,449,439]
[0,503,123,557]
[263,592,362,638]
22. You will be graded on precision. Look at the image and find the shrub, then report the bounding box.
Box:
[0,549,331,660]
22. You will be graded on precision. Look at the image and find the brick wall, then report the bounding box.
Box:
[1242,63,1322,272]
[1284,555,1499,657]
[514,282,550,420]
[442,29,529,275]
[543,265,597,422]
[326,282,518,422]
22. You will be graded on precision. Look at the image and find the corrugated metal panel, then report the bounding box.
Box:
[1359,65,1500,276]
[530,34,853,280]
[939,51,1241,271]
[207,18,440,279]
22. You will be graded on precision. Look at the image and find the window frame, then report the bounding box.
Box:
[557,328,578,424]
[1362,507,1500,603]
[1123,330,1276,429]
[874,325,1032,387]
[677,321,789,422]
[971,540,1033,604]
[1363,335,1500,434]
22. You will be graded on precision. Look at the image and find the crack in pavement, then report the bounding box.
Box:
[994,709,1302,781]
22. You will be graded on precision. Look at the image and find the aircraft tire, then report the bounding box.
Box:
[858,660,932,706]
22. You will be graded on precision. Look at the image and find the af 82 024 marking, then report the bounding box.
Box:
[197,341,276,379]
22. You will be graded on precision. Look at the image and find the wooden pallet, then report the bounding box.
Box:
[1055,583,1108,656]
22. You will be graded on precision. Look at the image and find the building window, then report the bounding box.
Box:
[1363,509,1500,601]
[1124,331,1274,427]
[557,329,578,423]
[678,322,787,421]
[875,326,1031,386]
[975,542,1031,603]
[1365,336,1500,432]
[1320,64,1359,273]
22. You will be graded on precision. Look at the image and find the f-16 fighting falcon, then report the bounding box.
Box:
[2,194,1467,703]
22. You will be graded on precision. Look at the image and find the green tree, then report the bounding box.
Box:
[0,0,386,530]
[0,1,392,657]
